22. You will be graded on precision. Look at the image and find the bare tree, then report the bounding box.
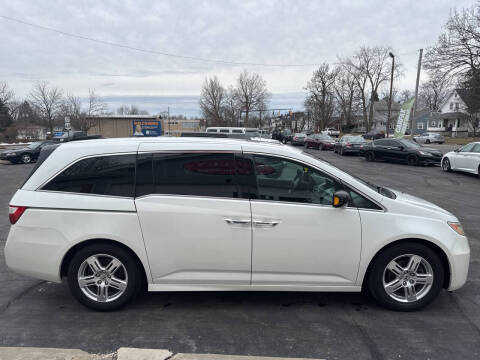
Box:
[222,86,238,126]
[199,76,226,126]
[0,82,14,105]
[116,105,147,115]
[418,71,452,111]
[424,5,480,79]
[334,67,360,131]
[30,81,63,133]
[343,46,401,131]
[235,70,270,126]
[305,64,338,131]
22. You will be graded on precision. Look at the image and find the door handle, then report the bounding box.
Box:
[253,220,280,227]
[224,218,251,225]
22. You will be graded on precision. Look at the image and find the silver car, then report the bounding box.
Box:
[413,132,445,144]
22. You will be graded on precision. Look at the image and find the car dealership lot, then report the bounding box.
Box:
[0,151,479,359]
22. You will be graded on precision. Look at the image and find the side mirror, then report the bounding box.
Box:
[398,146,404,151]
[332,190,350,208]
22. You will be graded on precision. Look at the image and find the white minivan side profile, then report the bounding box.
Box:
[5,137,470,311]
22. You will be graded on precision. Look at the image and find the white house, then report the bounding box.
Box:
[427,89,479,137]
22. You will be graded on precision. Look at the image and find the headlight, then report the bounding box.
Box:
[419,151,433,156]
[448,221,465,236]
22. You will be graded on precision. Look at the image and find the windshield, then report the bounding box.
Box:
[398,139,421,148]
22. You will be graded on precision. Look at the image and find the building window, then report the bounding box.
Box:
[430,120,436,127]
[455,103,459,110]
[450,103,454,110]
[417,123,424,129]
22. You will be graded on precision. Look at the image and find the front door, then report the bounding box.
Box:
[135,143,252,285]
[247,154,362,287]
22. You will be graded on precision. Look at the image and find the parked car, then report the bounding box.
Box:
[363,130,386,140]
[321,128,340,137]
[0,140,57,164]
[362,138,443,166]
[5,137,469,311]
[413,132,445,144]
[334,135,368,155]
[441,142,480,176]
[304,133,336,150]
[291,133,307,146]
[272,129,292,144]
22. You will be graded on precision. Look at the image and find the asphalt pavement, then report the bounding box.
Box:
[0,147,479,360]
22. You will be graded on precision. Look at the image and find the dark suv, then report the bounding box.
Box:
[362,138,443,166]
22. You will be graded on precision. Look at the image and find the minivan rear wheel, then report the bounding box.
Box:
[366,242,444,311]
[67,243,142,311]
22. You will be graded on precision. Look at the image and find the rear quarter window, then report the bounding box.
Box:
[42,154,136,197]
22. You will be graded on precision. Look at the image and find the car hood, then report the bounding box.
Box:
[391,189,454,217]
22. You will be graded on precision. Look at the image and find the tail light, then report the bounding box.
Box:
[345,143,352,147]
[9,205,27,225]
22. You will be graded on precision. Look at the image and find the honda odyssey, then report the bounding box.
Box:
[4,137,470,311]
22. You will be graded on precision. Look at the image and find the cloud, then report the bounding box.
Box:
[0,0,474,100]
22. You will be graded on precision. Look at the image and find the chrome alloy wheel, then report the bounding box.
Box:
[77,254,128,303]
[382,254,434,303]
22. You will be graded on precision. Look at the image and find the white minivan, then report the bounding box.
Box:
[5,137,470,311]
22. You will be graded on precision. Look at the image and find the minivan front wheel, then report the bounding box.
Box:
[367,242,444,311]
[67,243,141,311]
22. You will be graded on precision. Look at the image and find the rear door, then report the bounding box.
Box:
[135,142,252,286]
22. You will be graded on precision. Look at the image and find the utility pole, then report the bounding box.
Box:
[411,48,423,135]
[386,52,395,138]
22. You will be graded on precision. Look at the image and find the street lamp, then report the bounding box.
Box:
[386,52,395,137]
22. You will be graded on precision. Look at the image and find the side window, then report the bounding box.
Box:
[374,139,387,146]
[42,154,136,197]
[252,155,341,205]
[136,152,239,198]
[472,144,480,153]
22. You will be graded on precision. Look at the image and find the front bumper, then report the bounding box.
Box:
[0,154,20,162]
[447,234,470,291]
[419,155,442,164]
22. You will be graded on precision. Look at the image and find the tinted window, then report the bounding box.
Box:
[344,187,382,210]
[374,139,388,146]
[43,154,136,197]
[253,155,341,205]
[136,152,239,198]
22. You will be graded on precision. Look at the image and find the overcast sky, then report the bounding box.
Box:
[0,0,475,101]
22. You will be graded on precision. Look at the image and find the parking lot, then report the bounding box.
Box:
[0,146,479,360]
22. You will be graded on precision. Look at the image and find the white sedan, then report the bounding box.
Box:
[441,142,480,176]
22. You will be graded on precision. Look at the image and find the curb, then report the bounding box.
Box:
[0,347,323,360]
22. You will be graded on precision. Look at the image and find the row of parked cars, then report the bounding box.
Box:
[291,132,480,177]
[0,132,102,164]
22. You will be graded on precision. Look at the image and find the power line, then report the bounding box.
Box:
[0,15,320,68]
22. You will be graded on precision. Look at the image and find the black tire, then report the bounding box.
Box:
[441,157,452,172]
[425,139,430,144]
[67,243,142,311]
[282,138,287,144]
[407,155,418,166]
[340,147,344,156]
[21,153,32,164]
[365,151,375,162]
[366,242,445,311]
